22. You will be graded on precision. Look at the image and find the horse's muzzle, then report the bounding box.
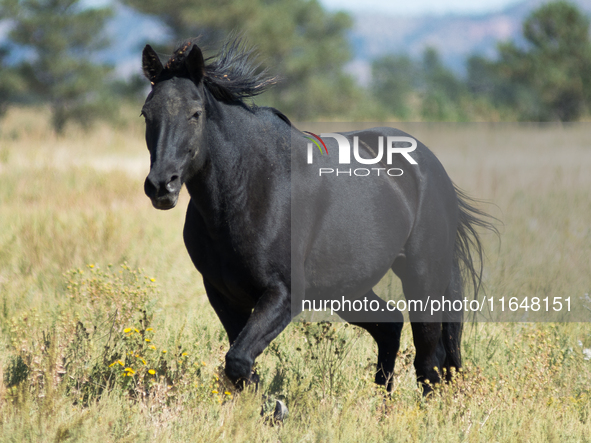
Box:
[144,174,181,210]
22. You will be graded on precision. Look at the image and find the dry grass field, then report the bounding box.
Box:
[0,108,590,442]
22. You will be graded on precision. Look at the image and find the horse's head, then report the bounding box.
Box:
[140,43,207,210]
[140,38,278,209]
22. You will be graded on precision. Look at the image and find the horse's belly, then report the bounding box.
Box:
[297,183,413,300]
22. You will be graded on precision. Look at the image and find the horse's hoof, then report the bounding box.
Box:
[274,400,289,422]
[227,371,259,391]
[261,398,289,424]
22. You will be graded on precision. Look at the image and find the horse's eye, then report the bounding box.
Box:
[190,110,201,120]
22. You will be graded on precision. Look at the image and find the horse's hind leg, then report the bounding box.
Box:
[353,319,403,391]
[408,320,443,394]
[337,290,403,392]
[440,261,463,381]
[398,249,455,394]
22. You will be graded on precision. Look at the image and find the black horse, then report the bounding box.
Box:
[140,38,495,394]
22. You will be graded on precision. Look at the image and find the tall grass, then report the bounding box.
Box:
[0,109,590,442]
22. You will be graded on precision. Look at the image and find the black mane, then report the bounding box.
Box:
[157,37,279,104]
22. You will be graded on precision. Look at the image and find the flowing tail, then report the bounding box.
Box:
[441,185,499,376]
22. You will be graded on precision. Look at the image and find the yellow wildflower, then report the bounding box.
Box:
[148,369,156,375]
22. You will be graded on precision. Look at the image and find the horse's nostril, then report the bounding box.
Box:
[166,175,180,193]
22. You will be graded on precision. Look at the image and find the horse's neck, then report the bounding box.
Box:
[185,104,271,229]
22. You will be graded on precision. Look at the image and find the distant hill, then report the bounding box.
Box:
[348,0,591,84]
[3,0,591,83]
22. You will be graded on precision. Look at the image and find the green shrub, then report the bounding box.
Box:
[4,264,204,405]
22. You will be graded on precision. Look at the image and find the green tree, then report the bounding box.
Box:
[371,54,417,119]
[493,1,591,121]
[3,0,116,133]
[122,0,357,119]
[0,1,24,116]
[0,46,25,117]
[369,48,470,121]
[419,48,467,121]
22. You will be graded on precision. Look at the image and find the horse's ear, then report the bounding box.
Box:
[185,45,205,83]
[142,45,163,83]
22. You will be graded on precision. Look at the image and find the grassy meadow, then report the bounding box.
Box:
[0,108,590,442]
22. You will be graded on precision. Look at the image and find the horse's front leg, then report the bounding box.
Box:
[224,282,291,388]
